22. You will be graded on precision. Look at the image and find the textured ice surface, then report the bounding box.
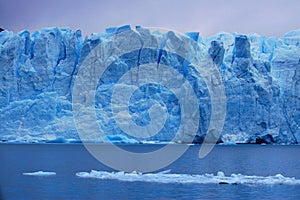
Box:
[105,134,139,144]
[0,25,299,144]
[23,171,56,176]
[76,170,300,185]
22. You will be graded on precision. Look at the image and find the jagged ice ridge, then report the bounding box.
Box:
[0,25,299,144]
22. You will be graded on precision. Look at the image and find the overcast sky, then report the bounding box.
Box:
[1,0,300,37]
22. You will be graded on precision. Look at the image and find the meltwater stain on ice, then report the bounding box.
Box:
[76,170,300,185]
[23,171,56,176]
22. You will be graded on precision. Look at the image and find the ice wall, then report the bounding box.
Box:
[0,26,299,144]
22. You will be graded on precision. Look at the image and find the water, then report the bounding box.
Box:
[1,144,300,199]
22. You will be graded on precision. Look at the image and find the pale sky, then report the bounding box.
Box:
[1,0,300,37]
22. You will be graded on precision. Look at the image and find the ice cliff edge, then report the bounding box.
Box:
[0,25,299,144]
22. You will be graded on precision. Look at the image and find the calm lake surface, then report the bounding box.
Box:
[1,144,300,199]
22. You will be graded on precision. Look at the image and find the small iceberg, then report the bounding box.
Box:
[23,171,56,176]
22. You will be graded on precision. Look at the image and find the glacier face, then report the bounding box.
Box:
[0,26,299,144]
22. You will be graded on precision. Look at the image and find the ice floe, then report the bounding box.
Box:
[23,171,56,176]
[76,170,300,185]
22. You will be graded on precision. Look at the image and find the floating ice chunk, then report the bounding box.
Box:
[23,171,56,176]
[76,170,300,185]
[140,140,175,145]
[217,171,225,177]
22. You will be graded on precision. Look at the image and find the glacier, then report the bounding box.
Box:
[0,25,299,144]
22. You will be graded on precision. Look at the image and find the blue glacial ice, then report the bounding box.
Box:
[0,25,299,144]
